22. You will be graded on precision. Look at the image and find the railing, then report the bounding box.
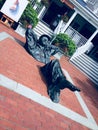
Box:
[31,0,36,7]
[65,26,88,47]
[31,0,46,17]
[35,3,44,14]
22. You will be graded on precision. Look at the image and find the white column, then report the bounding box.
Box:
[86,29,98,44]
[70,29,98,59]
[61,11,78,33]
[33,4,37,10]
[54,20,64,34]
[38,6,46,19]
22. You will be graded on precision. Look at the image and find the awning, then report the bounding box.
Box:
[60,0,74,9]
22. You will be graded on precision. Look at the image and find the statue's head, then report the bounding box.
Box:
[39,35,51,46]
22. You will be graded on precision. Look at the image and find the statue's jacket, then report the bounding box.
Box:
[24,28,62,64]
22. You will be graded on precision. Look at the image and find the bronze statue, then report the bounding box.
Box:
[24,25,81,103]
[40,59,80,103]
[24,26,63,64]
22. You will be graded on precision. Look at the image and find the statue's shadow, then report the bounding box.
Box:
[14,38,25,47]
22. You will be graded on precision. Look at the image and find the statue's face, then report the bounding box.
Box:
[41,37,49,46]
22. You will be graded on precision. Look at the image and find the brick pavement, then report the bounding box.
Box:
[0,86,90,130]
[0,23,98,130]
[60,56,98,124]
[0,38,85,115]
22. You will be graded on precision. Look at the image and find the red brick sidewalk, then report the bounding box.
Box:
[0,23,98,130]
[0,86,89,130]
[60,56,98,124]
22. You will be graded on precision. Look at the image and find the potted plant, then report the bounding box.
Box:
[19,3,38,28]
[52,33,76,56]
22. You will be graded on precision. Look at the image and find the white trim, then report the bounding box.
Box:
[69,0,98,28]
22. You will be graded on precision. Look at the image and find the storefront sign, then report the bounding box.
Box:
[1,0,29,22]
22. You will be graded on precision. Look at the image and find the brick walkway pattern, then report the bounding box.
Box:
[0,22,98,130]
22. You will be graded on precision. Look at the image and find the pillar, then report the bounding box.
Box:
[61,11,78,33]
[38,6,46,19]
[86,29,98,45]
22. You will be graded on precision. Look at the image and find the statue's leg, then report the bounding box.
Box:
[40,59,80,103]
[58,77,81,92]
[40,60,53,85]
[40,59,60,83]
[67,83,81,92]
[48,84,60,103]
[40,59,61,103]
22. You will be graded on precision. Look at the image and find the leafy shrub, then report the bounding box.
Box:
[52,33,76,56]
[19,3,38,28]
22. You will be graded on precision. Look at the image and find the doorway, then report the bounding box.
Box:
[42,1,68,30]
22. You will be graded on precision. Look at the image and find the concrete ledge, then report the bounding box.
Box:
[0,32,14,41]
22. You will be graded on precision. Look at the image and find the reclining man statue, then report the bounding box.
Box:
[24,24,63,64]
[40,59,81,103]
[24,24,80,103]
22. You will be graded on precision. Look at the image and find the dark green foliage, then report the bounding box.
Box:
[52,33,76,56]
[19,3,38,28]
[0,0,6,9]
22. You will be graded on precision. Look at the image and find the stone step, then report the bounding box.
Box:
[75,54,98,75]
[81,53,98,68]
[71,57,98,79]
[70,53,98,85]
[34,21,54,38]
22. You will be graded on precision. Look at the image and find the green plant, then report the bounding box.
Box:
[52,33,76,56]
[19,3,38,28]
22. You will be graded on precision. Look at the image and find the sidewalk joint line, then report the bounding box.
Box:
[0,74,98,130]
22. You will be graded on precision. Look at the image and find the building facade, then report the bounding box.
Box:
[34,0,98,62]
[32,0,98,85]
[0,0,97,84]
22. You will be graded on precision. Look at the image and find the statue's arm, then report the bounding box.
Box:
[25,28,38,49]
[50,45,64,55]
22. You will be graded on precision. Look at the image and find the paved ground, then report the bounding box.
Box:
[0,22,98,130]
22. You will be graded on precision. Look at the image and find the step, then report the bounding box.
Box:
[71,59,98,85]
[34,27,53,37]
[38,21,53,33]
[70,54,98,73]
[70,54,98,85]
[75,55,98,75]
[81,53,98,68]
[34,21,54,38]
[71,57,98,79]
